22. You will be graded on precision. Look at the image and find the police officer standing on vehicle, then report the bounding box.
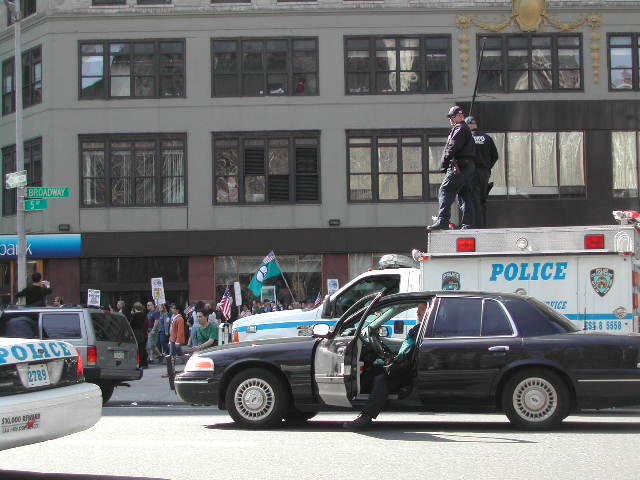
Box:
[427,106,476,231]
[465,116,498,228]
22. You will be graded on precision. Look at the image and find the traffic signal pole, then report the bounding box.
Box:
[4,0,27,298]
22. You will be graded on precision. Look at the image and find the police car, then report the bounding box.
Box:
[0,337,102,451]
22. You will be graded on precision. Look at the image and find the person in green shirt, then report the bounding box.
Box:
[192,311,219,351]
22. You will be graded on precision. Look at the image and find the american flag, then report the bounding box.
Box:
[313,291,323,307]
[219,287,233,321]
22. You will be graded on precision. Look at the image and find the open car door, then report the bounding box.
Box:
[313,291,384,407]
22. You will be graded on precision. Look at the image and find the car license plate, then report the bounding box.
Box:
[27,364,50,388]
[113,350,125,360]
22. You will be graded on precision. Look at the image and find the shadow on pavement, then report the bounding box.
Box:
[0,472,169,480]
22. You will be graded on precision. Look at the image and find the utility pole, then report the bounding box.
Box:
[4,0,27,299]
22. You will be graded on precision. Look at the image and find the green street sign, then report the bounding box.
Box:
[26,186,70,198]
[25,199,48,211]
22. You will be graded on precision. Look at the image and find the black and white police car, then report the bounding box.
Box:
[0,337,102,450]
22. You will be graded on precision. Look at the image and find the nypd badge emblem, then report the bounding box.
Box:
[442,271,461,290]
[590,268,614,297]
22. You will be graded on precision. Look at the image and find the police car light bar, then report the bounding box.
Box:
[584,234,605,250]
[613,210,640,225]
[411,249,429,262]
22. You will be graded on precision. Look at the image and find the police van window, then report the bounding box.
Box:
[41,313,82,339]
[481,300,513,336]
[432,297,482,337]
[333,275,400,316]
[91,312,135,343]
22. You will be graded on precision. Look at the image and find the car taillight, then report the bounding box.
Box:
[77,354,84,377]
[184,356,214,372]
[584,234,605,249]
[87,346,97,365]
[456,237,476,252]
[137,351,141,367]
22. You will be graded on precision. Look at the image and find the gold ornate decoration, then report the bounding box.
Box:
[455,2,603,86]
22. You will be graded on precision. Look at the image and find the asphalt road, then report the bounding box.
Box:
[2,408,640,480]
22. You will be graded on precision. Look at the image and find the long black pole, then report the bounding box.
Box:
[468,37,486,118]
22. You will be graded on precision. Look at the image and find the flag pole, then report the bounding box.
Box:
[274,258,297,304]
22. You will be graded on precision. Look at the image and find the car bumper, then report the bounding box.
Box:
[84,366,143,383]
[174,372,222,406]
[0,382,102,451]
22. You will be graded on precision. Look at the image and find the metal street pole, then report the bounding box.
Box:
[4,0,27,299]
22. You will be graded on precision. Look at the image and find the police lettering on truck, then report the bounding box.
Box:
[420,216,640,334]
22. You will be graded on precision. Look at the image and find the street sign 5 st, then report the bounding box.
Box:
[26,186,70,198]
[24,199,48,211]
[5,170,27,189]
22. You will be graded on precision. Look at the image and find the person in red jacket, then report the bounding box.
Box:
[169,304,187,357]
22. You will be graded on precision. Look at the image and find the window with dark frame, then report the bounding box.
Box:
[2,138,42,216]
[79,39,185,99]
[213,131,320,204]
[348,132,449,202]
[91,0,126,6]
[611,131,639,198]
[79,134,186,207]
[212,38,318,97]
[137,0,172,4]
[478,33,582,92]
[345,35,451,95]
[7,0,36,25]
[486,131,585,197]
[2,45,41,116]
[608,34,640,91]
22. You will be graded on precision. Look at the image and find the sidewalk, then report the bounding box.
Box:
[107,361,187,406]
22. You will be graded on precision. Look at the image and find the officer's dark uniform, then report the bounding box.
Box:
[430,106,476,230]
[466,116,499,228]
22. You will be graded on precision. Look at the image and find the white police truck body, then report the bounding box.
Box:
[420,218,640,334]
[233,260,421,342]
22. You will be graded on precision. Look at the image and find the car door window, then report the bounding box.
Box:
[41,313,82,339]
[432,298,482,337]
[91,312,135,343]
[333,275,400,317]
[481,300,513,336]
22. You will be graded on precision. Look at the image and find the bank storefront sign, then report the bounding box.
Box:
[0,234,81,258]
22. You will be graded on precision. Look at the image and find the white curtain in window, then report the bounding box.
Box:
[349,254,374,279]
[162,149,184,203]
[559,132,584,186]
[532,132,557,186]
[612,131,638,190]
[488,133,506,195]
[507,133,532,193]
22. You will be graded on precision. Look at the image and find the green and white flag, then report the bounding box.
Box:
[249,251,282,297]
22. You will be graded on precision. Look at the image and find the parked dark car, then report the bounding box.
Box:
[175,291,640,430]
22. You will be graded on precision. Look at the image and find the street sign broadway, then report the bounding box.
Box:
[24,199,48,211]
[26,186,70,198]
[5,170,27,189]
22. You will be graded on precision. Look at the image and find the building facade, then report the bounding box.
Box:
[0,0,639,307]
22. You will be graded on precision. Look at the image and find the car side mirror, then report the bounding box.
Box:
[378,326,390,338]
[321,295,332,318]
[312,323,331,337]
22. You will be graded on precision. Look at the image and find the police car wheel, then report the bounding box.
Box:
[502,368,570,431]
[98,382,115,404]
[226,368,289,429]
[284,409,318,425]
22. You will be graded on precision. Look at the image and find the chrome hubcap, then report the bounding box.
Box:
[234,378,275,421]
[512,377,557,422]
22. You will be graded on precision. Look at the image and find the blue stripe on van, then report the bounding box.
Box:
[564,313,632,320]
[236,319,418,333]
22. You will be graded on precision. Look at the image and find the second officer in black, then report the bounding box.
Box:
[465,116,499,228]
[427,105,476,231]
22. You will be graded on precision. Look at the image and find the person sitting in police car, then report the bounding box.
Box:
[344,303,429,430]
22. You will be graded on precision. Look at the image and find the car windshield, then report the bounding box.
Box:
[526,297,579,333]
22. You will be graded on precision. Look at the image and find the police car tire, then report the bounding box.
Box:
[502,368,570,431]
[225,368,289,429]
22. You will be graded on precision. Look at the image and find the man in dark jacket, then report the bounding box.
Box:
[16,272,52,306]
[465,116,499,228]
[427,106,476,231]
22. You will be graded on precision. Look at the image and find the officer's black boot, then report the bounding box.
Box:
[426,219,450,231]
[343,413,373,430]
